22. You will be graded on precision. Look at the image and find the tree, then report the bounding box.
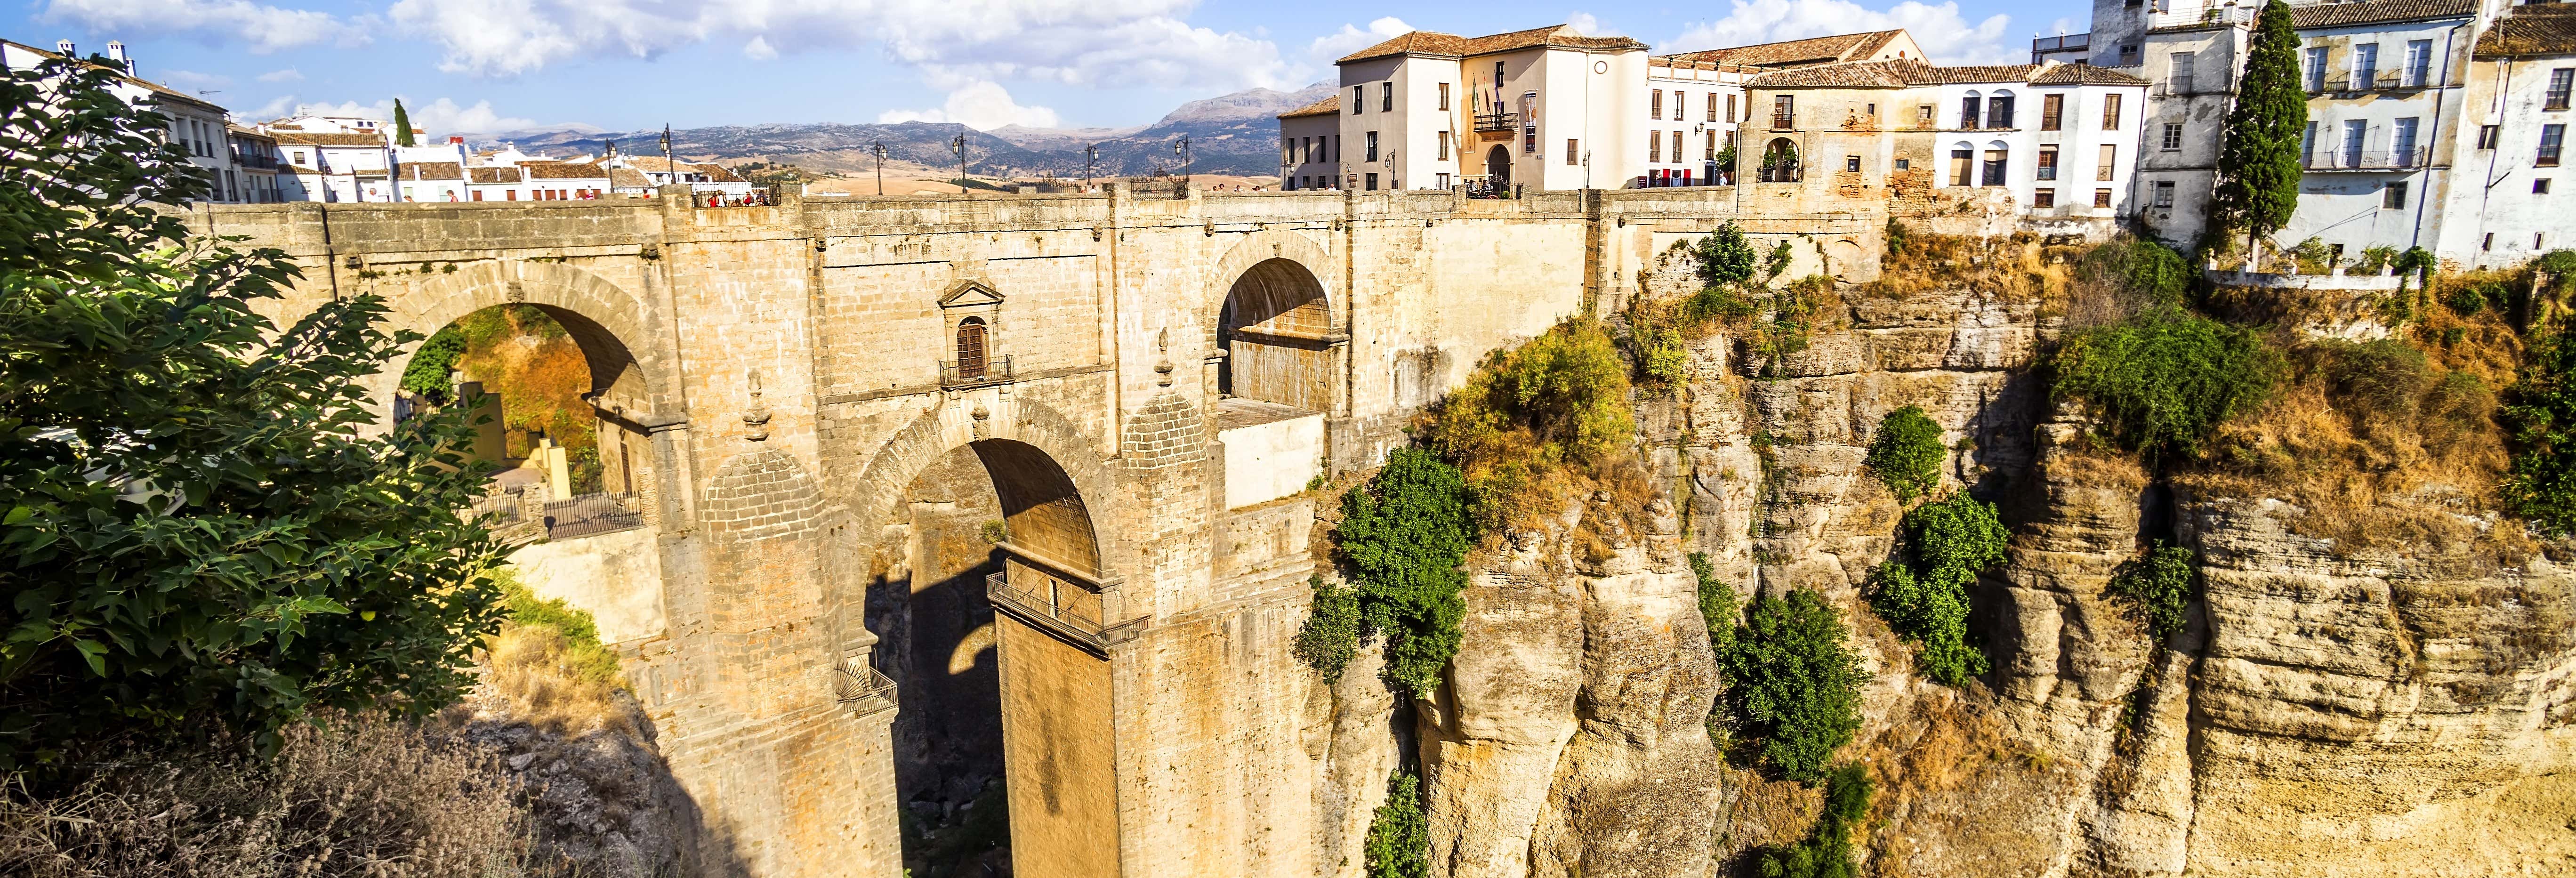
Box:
[2212,0,2307,252]
[2503,321,2576,535]
[391,98,415,146]
[1863,406,1944,504]
[1336,448,1476,697]
[0,57,510,769]
[1694,222,1759,289]
[1718,590,1866,784]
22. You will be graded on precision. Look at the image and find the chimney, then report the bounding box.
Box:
[55,40,73,57]
[105,41,125,64]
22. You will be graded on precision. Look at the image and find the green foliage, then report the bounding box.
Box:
[1295,575,1363,682]
[1691,552,1739,744]
[1634,321,1691,387]
[399,325,468,403]
[0,58,510,769]
[2445,283,2487,316]
[1694,222,1761,289]
[2107,541,2198,642]
[495,571,620,685]
[2503,322,2576,535]
[1364,769,1429,878]
[1766,241,1796,279]
[1336,449,1476,697]
[1864,406,1945,503]
[390,99,414,147]
[1718,590,1866,784]
[2213,0,2308,243]
[1885,218,1911,257]
[2081,237,2195,306]
[1683,285,1759,323]
[1755,762,1874,878]
[2317,338,2431,417]
[1429,321,1634,469]
[2052,306,2281,459]
[1869,494,2006,686]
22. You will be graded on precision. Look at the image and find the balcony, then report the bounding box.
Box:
[1474,112,1519,133]
[940,354,1012,388]
[1770,113,1795,130]
[1756,160,1802,184]
[2153,79,2233,98]
[232,153,281,170]
[2031,32,2090,58]
[2303,148,2431,171]
[832,657,898,718]
[987,569,1145,654]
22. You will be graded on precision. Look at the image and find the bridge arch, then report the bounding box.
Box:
[362,259,674,425]
[1204,232,1340,412]
[848,395,1118,577]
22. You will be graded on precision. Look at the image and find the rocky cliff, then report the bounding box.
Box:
[1306,235,2576,877]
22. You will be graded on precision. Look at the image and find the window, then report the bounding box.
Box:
[2485,232,2495,251]
[2042,93,2064,130]
[2544,124,2565,166]
[1495,61,1505,89]
[1845,154,1862,172]
[1707,131,1719,160]
[1437,172,1450,189]
[2102,93,2123,129]
[2172,51,2196,93]
[2343,119,2367,167]
[2094,189,2113,208]
[1961,95,1982,129]
[2394,117,2420,164]
[2406,40,2433,87]
[2553,69,2575,110]
[1867,103,1876,116]
[2540,178,2554,194]
[2037,146,2059,180]
[1773,95,1795,129]
[1950,148,1973,185]
[1709,92,1721,121]
[1438,131,1450,161]
[1365,131,1379,162]
[2303,120,2319,164]
[1917,105,1935,127]
[2351,43,2378,90]
[1987,94,2015,129]
[2035,188,2056,208]
[1352,86,1363,113]
[2099,144,2118,181]
[471,190,483,201]
[1381,82,1393,112]
[955,317,989,379]
[2305,46,2329,92]
[1567,139,1580,165]
[1650,133,1661,162]
[1364,173,1378,191]
[1438,82,1450,111]
[1983,147,2009,185]
[2122,44,2139,65]
[1727,94,1738,122]
[1652,89,1665,119]
[2481,125,2501,149]
[1674,131,1685,165]
[2152,180,2175,208]
[1894,158,1911,170]
[1332,135,1341,161]
[2162,122,2184,150]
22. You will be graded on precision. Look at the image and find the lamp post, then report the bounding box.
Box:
[1085,144,1098,191]
[871,141,886,196]
[950,129,968,191]
[659,124,674,196]
[1174,136,1191,190]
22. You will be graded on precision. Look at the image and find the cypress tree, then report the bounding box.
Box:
[392,98,416,146]
[2213,0,2307,253]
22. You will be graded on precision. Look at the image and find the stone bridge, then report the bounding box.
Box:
[197,185,1884,878]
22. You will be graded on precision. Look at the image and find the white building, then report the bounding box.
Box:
[1640,58,1758,186]
[225,126,287,202]
[1326,24,1652,193]
[2442,2,2576,266]
[1279,95,1342,190]
[3,39,248,203]
[601,155,754,199]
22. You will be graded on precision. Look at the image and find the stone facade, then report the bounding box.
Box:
[194,182,1884,878]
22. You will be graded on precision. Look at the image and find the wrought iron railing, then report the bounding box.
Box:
[987,570,1102,635]
[542,491,643,539]
[2031,33,2089,55]
[1770,112,1795,130]
[833,657,899,718]
[1756,160,1802,183]
[940,354,1013,388]
[2302,148,2430,171]
[1473,112,1519,133]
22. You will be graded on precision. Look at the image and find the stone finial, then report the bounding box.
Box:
[741,371,772,441]
[1154,329,1175,387]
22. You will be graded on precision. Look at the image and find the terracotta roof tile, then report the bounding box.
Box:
[2290,0,2476,29]
[1746,60,1914,88]
[521,161,608,179]
[609,168,652,188]
[396,161,462,181]
[1337,24,1646,63]
[1749,59,2148,88]
[271,132,387,147]
[468,167,522,184]
[1278,95,1342,118]
[2478,4,2576,57]
[2029,63,2150,85]
[691,163,742,183]
[1661,30,1908,69]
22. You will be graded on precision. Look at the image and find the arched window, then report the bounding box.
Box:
[1760,138,1801,183]
[1982,141,2011,186]
[955,317,989,379]
[1986,89,2016,129]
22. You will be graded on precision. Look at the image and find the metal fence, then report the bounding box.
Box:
[833,657,899,718]
[940,354,1014,388]
[541,492,644,539]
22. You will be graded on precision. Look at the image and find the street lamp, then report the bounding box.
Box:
[1085,144,1098,191]
[950,129,968,191]
[871,140,886,196]
[1174,136,1191,190]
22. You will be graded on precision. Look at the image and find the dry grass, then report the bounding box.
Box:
[0,713,549,878]
[1716,769,1824,862]
[1858,228,2080,306]
[478,624,636,740]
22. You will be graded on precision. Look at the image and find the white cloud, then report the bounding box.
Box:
[256,67,303,82]
[742,35,776,61]
[39,0,369,53]
[382,0,1291,90]
[1309,17,1411,63]
[1669,0,2014,65]
[265,97,543,136]
[156,68,230,90]
[877,79,1059,130]
[1565,12,1622,37]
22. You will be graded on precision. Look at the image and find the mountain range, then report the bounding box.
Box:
[493,81,1333,179]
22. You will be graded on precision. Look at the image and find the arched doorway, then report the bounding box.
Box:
[1759,138,1801,183]
[868,427,1114,878]
[1486,144,1512,186]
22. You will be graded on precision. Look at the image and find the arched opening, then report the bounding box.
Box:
[1759,137,1801,183]
[954,317,990,380]
[397,302,656,541]
[1217,258,1333,411]
[1486,144,1512,186]
[1983,140,2011,186]
[869,436,1111,878]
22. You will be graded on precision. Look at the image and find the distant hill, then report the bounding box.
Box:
[489,81,1333,179]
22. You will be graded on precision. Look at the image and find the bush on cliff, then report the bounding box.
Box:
[2503,322,2576,535]
[2052,306,2280,459]
[1718,590,1866,784]
[1691,552,1740,742]
[1331,449,1476,698]
[1423,319,1634,530]
[1294,575,1363,682]
[0,55,510,770]
[1364,769,1429,878]
[1868,493,2007,687]
[1754,761,1874,878]
[2107,541,2198,642]
[1864,406,1945,504]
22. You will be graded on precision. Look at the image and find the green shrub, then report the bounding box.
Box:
[1766,241,1795,279]
[1336,449,1476,697]
[496,571,621,686]
[2106,541,2198,642]
[1694,222,1760,289]
[1869,493,2006,686]
[2445,284,2487,316]
[1683,285,1759,323]
[1754,761,1873,878]
[1427,320,1634,469]
[2503,323,2576,535]
[1634,322,1690,387]
[1864,406,1945,503]
[1719,590,1866,784]
[1885,218,1910,257]
[1294,575,1362,682]
[1692,552,1740,743]
[2317,338,2431,417]
[399,326,468,403]
[2052,306,2281,459]
[1364,769,1429,878]
[2081,237,2195,305]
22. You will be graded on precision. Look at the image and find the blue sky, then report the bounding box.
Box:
[14,0,2091,135]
